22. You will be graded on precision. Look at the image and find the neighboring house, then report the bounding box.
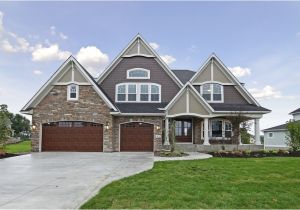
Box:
[263,108,300,149]
[21,34,270,152]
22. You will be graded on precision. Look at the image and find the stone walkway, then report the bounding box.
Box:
[154,152,212,162]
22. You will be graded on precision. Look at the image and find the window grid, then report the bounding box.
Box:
[116,83,161,102]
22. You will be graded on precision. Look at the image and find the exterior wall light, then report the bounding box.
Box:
[105,122,110,130]
[31,124,37,131]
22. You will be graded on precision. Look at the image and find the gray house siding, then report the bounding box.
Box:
[264,130,289,148]
[223,86,248,104]
[99,56,181,103]
[193,85,249,104]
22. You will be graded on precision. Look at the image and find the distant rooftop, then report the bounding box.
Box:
[171,69,196,84]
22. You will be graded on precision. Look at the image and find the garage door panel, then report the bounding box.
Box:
[120,122,153,152]
[42,122,103,152]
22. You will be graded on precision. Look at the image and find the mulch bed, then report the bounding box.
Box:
[155,150,189,157]
[209,150,300,158]
[0,153,20,159]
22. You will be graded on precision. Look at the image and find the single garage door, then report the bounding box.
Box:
[42,121,103,152]
[120,122,154,152]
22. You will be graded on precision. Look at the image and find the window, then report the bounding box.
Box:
[151,84,159,101]
[140,84,149,101]
[268,132,273,138]
[116,83,161,102]
[175,120,192,137]
[211,120,223,137]
[67,84,79,100]
[203,120,232,139]
[117,84,126,101]
[225,122,232,138]
[127,68,150,79]
[201,83,223,102]
[128,84,137,101]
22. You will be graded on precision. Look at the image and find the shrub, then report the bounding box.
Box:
[286,120,300,151]
[243,150,251,157]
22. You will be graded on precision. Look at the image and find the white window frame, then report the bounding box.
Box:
[67,84,79,101]
[268,132,274,138]
[206,119,232,139]
[200,83,224,103]
[115,83,161,103]
[126,68,150,79]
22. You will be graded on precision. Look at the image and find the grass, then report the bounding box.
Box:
[81,157,300,209]
[5,140,31,154]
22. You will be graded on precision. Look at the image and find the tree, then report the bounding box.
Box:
[11,114,30,137]
[286,120,300,151]
[0,104,11,152]
[240,120,253,144]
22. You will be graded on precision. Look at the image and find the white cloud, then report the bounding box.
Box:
[33,70,42,75]
[248,85,282,100]
[50,26,56,35]
[32,44,71,62]
[76,46,109,77]
[59,32,68,40]
[0,12,33,53]
[149,42,159,50]
[228,66,251,77]
[161,55,176,65]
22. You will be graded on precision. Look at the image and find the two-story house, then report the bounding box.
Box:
[21,34,270,152]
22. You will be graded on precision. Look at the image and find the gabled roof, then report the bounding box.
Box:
[96,34,183,87]
[290,108,300,115]
[21,56,118,113]
[190,53,260,106]
[172,69,196,84]
[164,82,214,115]
[210,103,271,113]
[263,123,288,132]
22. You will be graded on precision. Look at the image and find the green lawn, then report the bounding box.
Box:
[5,140,31,154]
[81,158,300,209]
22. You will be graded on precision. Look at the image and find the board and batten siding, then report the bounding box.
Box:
[99,56,180,103]
[264,130,289,148]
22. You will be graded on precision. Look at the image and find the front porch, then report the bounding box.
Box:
[163,116,262,150]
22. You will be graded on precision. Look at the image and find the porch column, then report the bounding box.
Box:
[255,118,261,145]
[203,118,210,145]
[164,117,170,146]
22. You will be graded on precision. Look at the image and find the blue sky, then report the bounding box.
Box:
[0,2,300,130]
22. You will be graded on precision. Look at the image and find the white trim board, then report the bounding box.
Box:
[190,53,260,106]
[96,34,183,88]
[21,56,118,113]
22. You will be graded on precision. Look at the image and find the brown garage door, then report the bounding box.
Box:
[120,122,153,152]
[42,121,103,152]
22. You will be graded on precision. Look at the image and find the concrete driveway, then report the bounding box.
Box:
[0,152,153,209]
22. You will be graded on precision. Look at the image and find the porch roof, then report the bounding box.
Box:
[210,103,271,112]
[115,103,167,113]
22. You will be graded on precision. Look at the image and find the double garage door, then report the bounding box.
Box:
[42,121,154,152]
[42,121,103,152]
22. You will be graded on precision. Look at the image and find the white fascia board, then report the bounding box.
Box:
[212,54,260,106]
[111,112,165,116]
[97,34,183,88]
[189,54,214,83]
[21,56,73,112]
[72,58,118,111]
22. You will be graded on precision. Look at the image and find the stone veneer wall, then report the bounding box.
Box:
[31,85,113,152]
[112,116,163,151]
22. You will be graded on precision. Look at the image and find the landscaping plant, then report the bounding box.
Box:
[286,120,300,151]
